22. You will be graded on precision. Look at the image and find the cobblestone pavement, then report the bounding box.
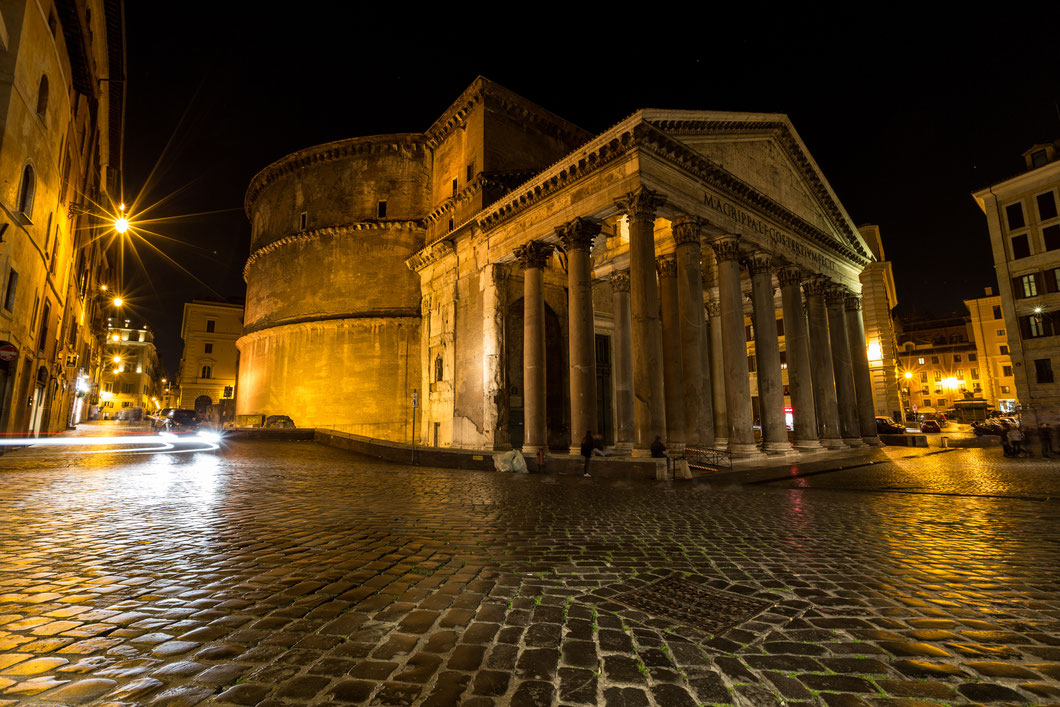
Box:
[0,430,1056,706]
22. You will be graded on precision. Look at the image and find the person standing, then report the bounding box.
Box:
[1040,422,1053,458]
[580,431,594,476]
[1001,423,1013,457]
[1009,425,1025,458]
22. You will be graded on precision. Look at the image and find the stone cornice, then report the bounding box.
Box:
[244,221,424,281]
[244,134,427,217]
[240,308,421,339]
[406,239,455,273]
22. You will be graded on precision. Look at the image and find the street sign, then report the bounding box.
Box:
[412,390,418,409]
[0,343,16,362]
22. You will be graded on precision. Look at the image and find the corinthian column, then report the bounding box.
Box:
[673,217,709,445]
[514,240,553,454]
[614,187,667,455]
[803,276,844,448]
[706,299,727,448]
[657,255,685,449]
[826,287,863,447]
[745,252,791,454]
[558,217,600,452]
[776,266,821,451]
[708,235,760,457]
[610,271,634,451]
[482,263,510,449]
[845,295,883,445]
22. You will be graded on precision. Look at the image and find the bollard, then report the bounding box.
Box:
[941,436,948,448]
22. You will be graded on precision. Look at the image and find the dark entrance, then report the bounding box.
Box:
[595,333,613,444]
[505,298,569,451]
[194,395,212,413]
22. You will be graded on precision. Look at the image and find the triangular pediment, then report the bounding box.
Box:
[642,110,872,260]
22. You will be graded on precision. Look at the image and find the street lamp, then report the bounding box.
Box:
[113,297,123,307]
[115,203,129,234]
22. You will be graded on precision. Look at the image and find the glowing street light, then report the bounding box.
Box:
[112,355,121,363]
[111,334,120,342]
[115,203,129,234]
[904,371,913,379]
[113,297,124,307]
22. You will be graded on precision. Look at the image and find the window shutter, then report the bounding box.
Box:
[1013,276,1024,299]
[1035,271,1045,295]
[1046,270,1059,294]
[1019,315,1032,340]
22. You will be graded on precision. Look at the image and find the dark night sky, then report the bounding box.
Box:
[120,8,1060,375]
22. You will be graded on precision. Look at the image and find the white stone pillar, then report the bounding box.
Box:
[657,255,685,449]
[776,266,822,451]
[673,216,708,445]
[559,218,600,453]
[515,241,553,454]
[845,295,883,445]
[610,271,635,451]
[803,276,845,448]
[481,264,509,449]
[827,287,864,447]
[615,188,667,456]
[707,299,727,448]
[746,252,791,454]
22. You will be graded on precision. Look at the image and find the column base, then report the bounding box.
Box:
[667,442,686,454]
[714,437,729,450]
[793,438,824,451]
[727,442,764,458]
[631,447,652,458]
[821,438,846,450]
[862,435,883,446]
[764,441,796,455]
[843,437,866,448]
[522,445,547,455]
[612,442,635,455]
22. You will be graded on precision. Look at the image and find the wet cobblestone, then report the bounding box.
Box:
[0,436,1055,705]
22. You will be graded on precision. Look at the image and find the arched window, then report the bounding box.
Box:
[434,356,443,382]
[201,365,212,379]
[36,75,48,119]
[17,165,34,216]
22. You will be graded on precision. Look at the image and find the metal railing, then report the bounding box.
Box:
[680,445,733,475]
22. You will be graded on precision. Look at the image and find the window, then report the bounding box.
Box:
[1037,191,1059,221]
[35,75,48,119]
[452,178,458,196]
[103,382,113,393]
[1031,150,1049,168]
[121,382,133,394]
[377,200,387,218]
[466,161,474,181]
[206,319,215,333]
[17,165,35,217]
[3,269,16,311]
[971,368,979,379]
[956,369,964,379]
[745,324,754,341]
[1035,358,1054,384]
[747,354,756,373]
[931,356,940,364]
[299,211,308,230]
[996,329,1005,336]
[779,350,787,370]
[954,354,962,363]
[1044,225,1060,251]
[1052,268,1060,293]
[776,318,784,337]
[917,357,925,365]
[1019,274,1038,298]
[921,388,929,395]
[969,353,977,361]
[434,356,443,382]
[448,217,454,231]
[1000,345,1009,355]
[1006,202,1025,230]
[204,343,213,354]
[992,305,1002,319]
[933,371,942,381]
[1012,234,1030,259]
[1001,385,1011,394]
[121,402,130,408]
[1029,315,1046,338]
[1002,365,1012,376]
[201,365,212,379]
[937,399,946,408]
[37,300,49,352]
[920,372,927,382]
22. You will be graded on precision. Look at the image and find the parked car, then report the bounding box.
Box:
[116,406,144,422]
[875,416,905,434]
[150,407,174,428]
[920,419,942,433]
[973,420,1005,436]
[159,409,205,435]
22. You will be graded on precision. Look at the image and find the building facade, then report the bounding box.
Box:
[99,321,159,417]
[857,224,904,422]
[974,142,1060,424]
[177,299,242,412]
[896,315,981,418]
[965,290,1018,414]
[0,0,124,435]
[238,78,882,457]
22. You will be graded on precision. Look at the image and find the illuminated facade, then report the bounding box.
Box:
[99,323,160,417]
[974,142,1060,424]
[0,0,124,435]
[857,225,904,421]
[177,300,242,412]
[239,78,882,456]
[965,291,1018,413]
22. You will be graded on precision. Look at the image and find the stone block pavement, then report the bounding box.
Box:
[0,432,1056,705]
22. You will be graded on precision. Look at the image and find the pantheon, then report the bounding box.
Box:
[236,77,880,458]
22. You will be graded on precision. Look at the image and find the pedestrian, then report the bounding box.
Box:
[592,433,608,457]
[650,435,667,458]
[1000,423,1013,457]
[1009,425,1025,458]
[1040,422,1053,458]
[580,430,594,476]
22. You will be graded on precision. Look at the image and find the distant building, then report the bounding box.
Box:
[964,289,1018,414]
[0,1,125,435]
[858,225,904,422]
[896,314,981,418]
[99,322,160,417]
[177,300,243,412]
[973,141,1060,423]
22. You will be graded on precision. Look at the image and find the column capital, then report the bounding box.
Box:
[844,294,863,311]
[672,215,703,247]
[707,234,742,262]
[609,270,630,293]
[556,217,602,252]
[825,285,851,306]
[656,255,678,278]
[615,187,666,224]
[802,275,833,297]
[705,299,721,318]
[514,240,554,270]
[776,265,805,288]
[742,251,774,276]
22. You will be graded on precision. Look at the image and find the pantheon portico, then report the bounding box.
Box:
[238,78,881,459]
